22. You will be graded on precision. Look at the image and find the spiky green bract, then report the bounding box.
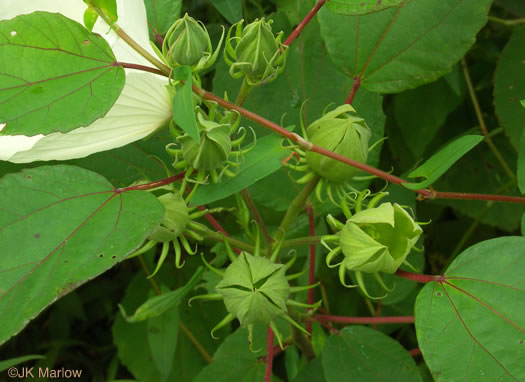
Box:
[177,113,232,172]
[339,202,422,274]
[163,13,223,72]
[215,253,290,327]
[224,18,287,86]
[149,192,190,241]
[306,104,371,183]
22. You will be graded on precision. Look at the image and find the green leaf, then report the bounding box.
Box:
[119,267,204,322]
[0,355,46,372]
[193,327,273,382]
[322,326,421,381]
[415,237,525,381]
[144,0,182,40]
[84,0,118,25]
[211,0,243,24]
[0,12,125,136]
[148,303,180,381]
[394,72,464,157]
[403,135,484,190]
[172,65,200,142]
[0,165,164,345]
[318,0,492,93]
[494,27,525,149]
[290,357,326,382]
[190,134,291,205]
[326,0,404,16]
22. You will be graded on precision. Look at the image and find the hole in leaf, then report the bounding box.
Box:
[99,253,104,258]
[10,31,16,36]
[83,40,90,44]
[33,233,40,239]
[436,292,442,296]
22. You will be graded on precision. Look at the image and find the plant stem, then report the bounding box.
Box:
[461,58,516,181]
[137,255,161,295]
[306,203,316,334]
[264,326,275,382]
[232,78,273,248]
[92,7,170,75]
[234,78,253,107]
[193,84,525,204]
[240,189,274,249]
[283,0,328,46]
[345,77,361,104]
[116,62,166,76]
[112,24,170,75]
[313,315,414,324]
[179,321,213,363]
[274,175,321,244]
[395,270,442,283]
[201,226,255,253]
[282,235,323,248]
[488,16,525,26]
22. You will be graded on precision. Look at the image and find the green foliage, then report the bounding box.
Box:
[318,0,492,93]
[415,237,525,381]
[0,12,125,136]
[0,165,164,345]
[1,1,524,381]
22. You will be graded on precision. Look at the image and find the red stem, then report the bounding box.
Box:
[306,203,316,334]
[395,270,443,283]
[345,77,361,104]
[116,172,186,192]
[409,348,422,357]
[313,315,414,324]
[283,0,328,46]
[116,62,165,76]
[264,326,275,382]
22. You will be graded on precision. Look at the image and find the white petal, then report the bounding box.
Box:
[8,73,171,163]
[0,131,44,161]
[1,0,156,66]
[1,1,171,163]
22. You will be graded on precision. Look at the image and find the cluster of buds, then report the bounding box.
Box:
[163,13,223,73]
[166,102,254,183]
[322,193,423,298]
[224,18,287,86]
[190,233,319,349]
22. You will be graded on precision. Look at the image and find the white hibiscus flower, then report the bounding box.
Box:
[0,0,171,163]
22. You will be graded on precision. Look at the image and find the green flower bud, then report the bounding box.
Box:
[149,192,189,241]
[177,113,232,171]
[225,18,287,85]
[163,13,223,72]
[215,252,290,327]
[306,104,371,183]
[339,203,422,274]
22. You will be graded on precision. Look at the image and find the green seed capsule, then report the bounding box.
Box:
[339,202,422,274]
[177,113,232,171]
[306,104,371,183]
[149,192,190,241]
[215,252,290,327]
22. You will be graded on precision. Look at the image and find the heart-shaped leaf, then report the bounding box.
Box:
[0,11,125,136]
[318,0,492,93]
[0,165,163,345]
[415,237,525,381]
